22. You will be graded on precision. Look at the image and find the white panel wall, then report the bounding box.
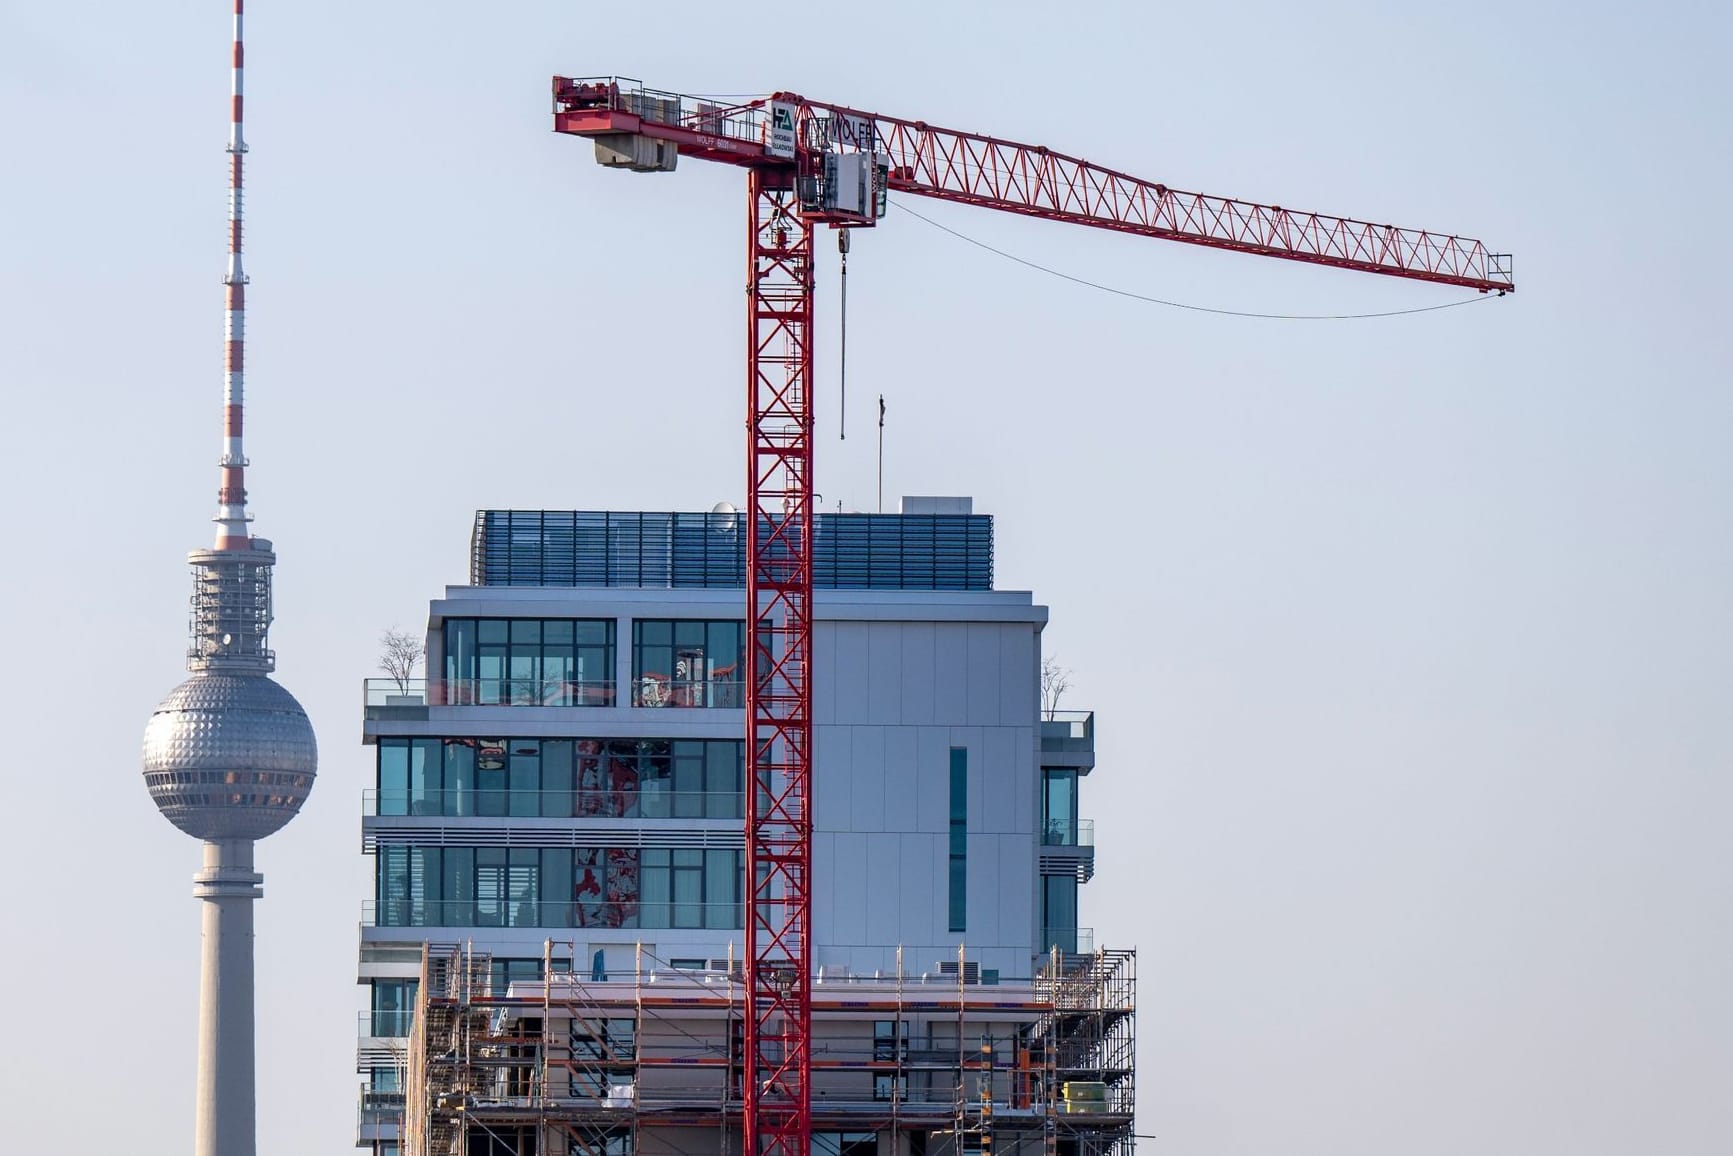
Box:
[898,623,937,725]
[812,611,1043,976]
[850,727,887,831]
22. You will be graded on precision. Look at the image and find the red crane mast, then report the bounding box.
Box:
[551,76,1514,1156]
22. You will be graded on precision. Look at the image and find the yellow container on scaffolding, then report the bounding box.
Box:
[1061,1081,1108,1114]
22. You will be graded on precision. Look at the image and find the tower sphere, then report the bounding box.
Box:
[143,673,318,841]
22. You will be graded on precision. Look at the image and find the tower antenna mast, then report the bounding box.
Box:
[217,0,251,550]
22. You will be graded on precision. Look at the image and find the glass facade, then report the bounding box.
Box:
[1043,768,1078,845]
[369,978,417,1037]
[631,620,745,707]
[949,748,967,933]
[442,618,615,706]
[375,844,743,930]
[375,737,744,819]
[1042,873,1078,954]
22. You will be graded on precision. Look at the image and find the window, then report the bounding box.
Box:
[1042,874,1078,955]
[574,848,639,928]
[370,979,417,1037]
[632,619,745,707]
[375,737,743,819]
[1042,768,1078,845]
[374,845,744,930]
[873,1019,909,1061]
[949,747,968,932]
[641,848,743,929]
[442,618,615,706]
[873,1073,907,1102]
[489,957,546,995]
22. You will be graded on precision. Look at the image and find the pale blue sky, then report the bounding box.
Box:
[1,1,1728,1153]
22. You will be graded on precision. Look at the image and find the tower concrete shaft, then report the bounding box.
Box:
[193,838,263,1156]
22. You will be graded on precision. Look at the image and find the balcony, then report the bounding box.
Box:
[362,677,617,719]
[358,1009,413,1039]
[1040,709,1095,771]
[1039,818,1096,883]
[356,1089,405,1145]
[364,787,746,821]
[1039,925,1095,958]
[1041,817,1094,847]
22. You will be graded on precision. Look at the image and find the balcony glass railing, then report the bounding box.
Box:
[359,1009,414,1038]
[1040,925,1095,956]
[1040,817,1095,847]
[363,678,617,708]
[357,1089,405,1131]
[364,788,744,821]
[362,899,744,932]
[631,677,746,708]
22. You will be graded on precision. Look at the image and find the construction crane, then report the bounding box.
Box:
[550,75,1515,1156]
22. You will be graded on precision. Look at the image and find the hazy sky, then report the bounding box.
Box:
[1,1,1728,1153]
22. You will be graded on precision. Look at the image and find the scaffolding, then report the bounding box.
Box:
[403,942,1135,1156]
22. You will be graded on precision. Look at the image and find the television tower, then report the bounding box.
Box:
[141,5,317,1156]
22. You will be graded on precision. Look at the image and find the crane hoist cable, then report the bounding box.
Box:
[892,198,1503,321]
[839,229,850,440]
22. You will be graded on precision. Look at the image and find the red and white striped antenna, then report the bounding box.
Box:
[215,0,251,551]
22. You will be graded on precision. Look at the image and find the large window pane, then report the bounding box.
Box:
[705,849,737,929]
[443,740,475,818]
[410,739,441,816]
[476,848,507,927]
[443,848,474,927]
[378,741,409,816]
[443,620,475,689]
[509,741,540,817]
[442,619,614,707]
[1042,874,1078,954]
[542,740,573,817]
[541,848,573,928]
[1043,769,1077,845]
[633,620,746,707]
[508,848,540,927]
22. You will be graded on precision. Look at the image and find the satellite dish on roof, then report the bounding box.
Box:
[711,501,738,535]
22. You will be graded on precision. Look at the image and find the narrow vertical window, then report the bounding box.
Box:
[948,747,967,932]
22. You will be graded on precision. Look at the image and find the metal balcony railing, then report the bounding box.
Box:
[1040,817,1095,847]
[363,677,618,709]
[362,899,744,933]
[363,788,745,821]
